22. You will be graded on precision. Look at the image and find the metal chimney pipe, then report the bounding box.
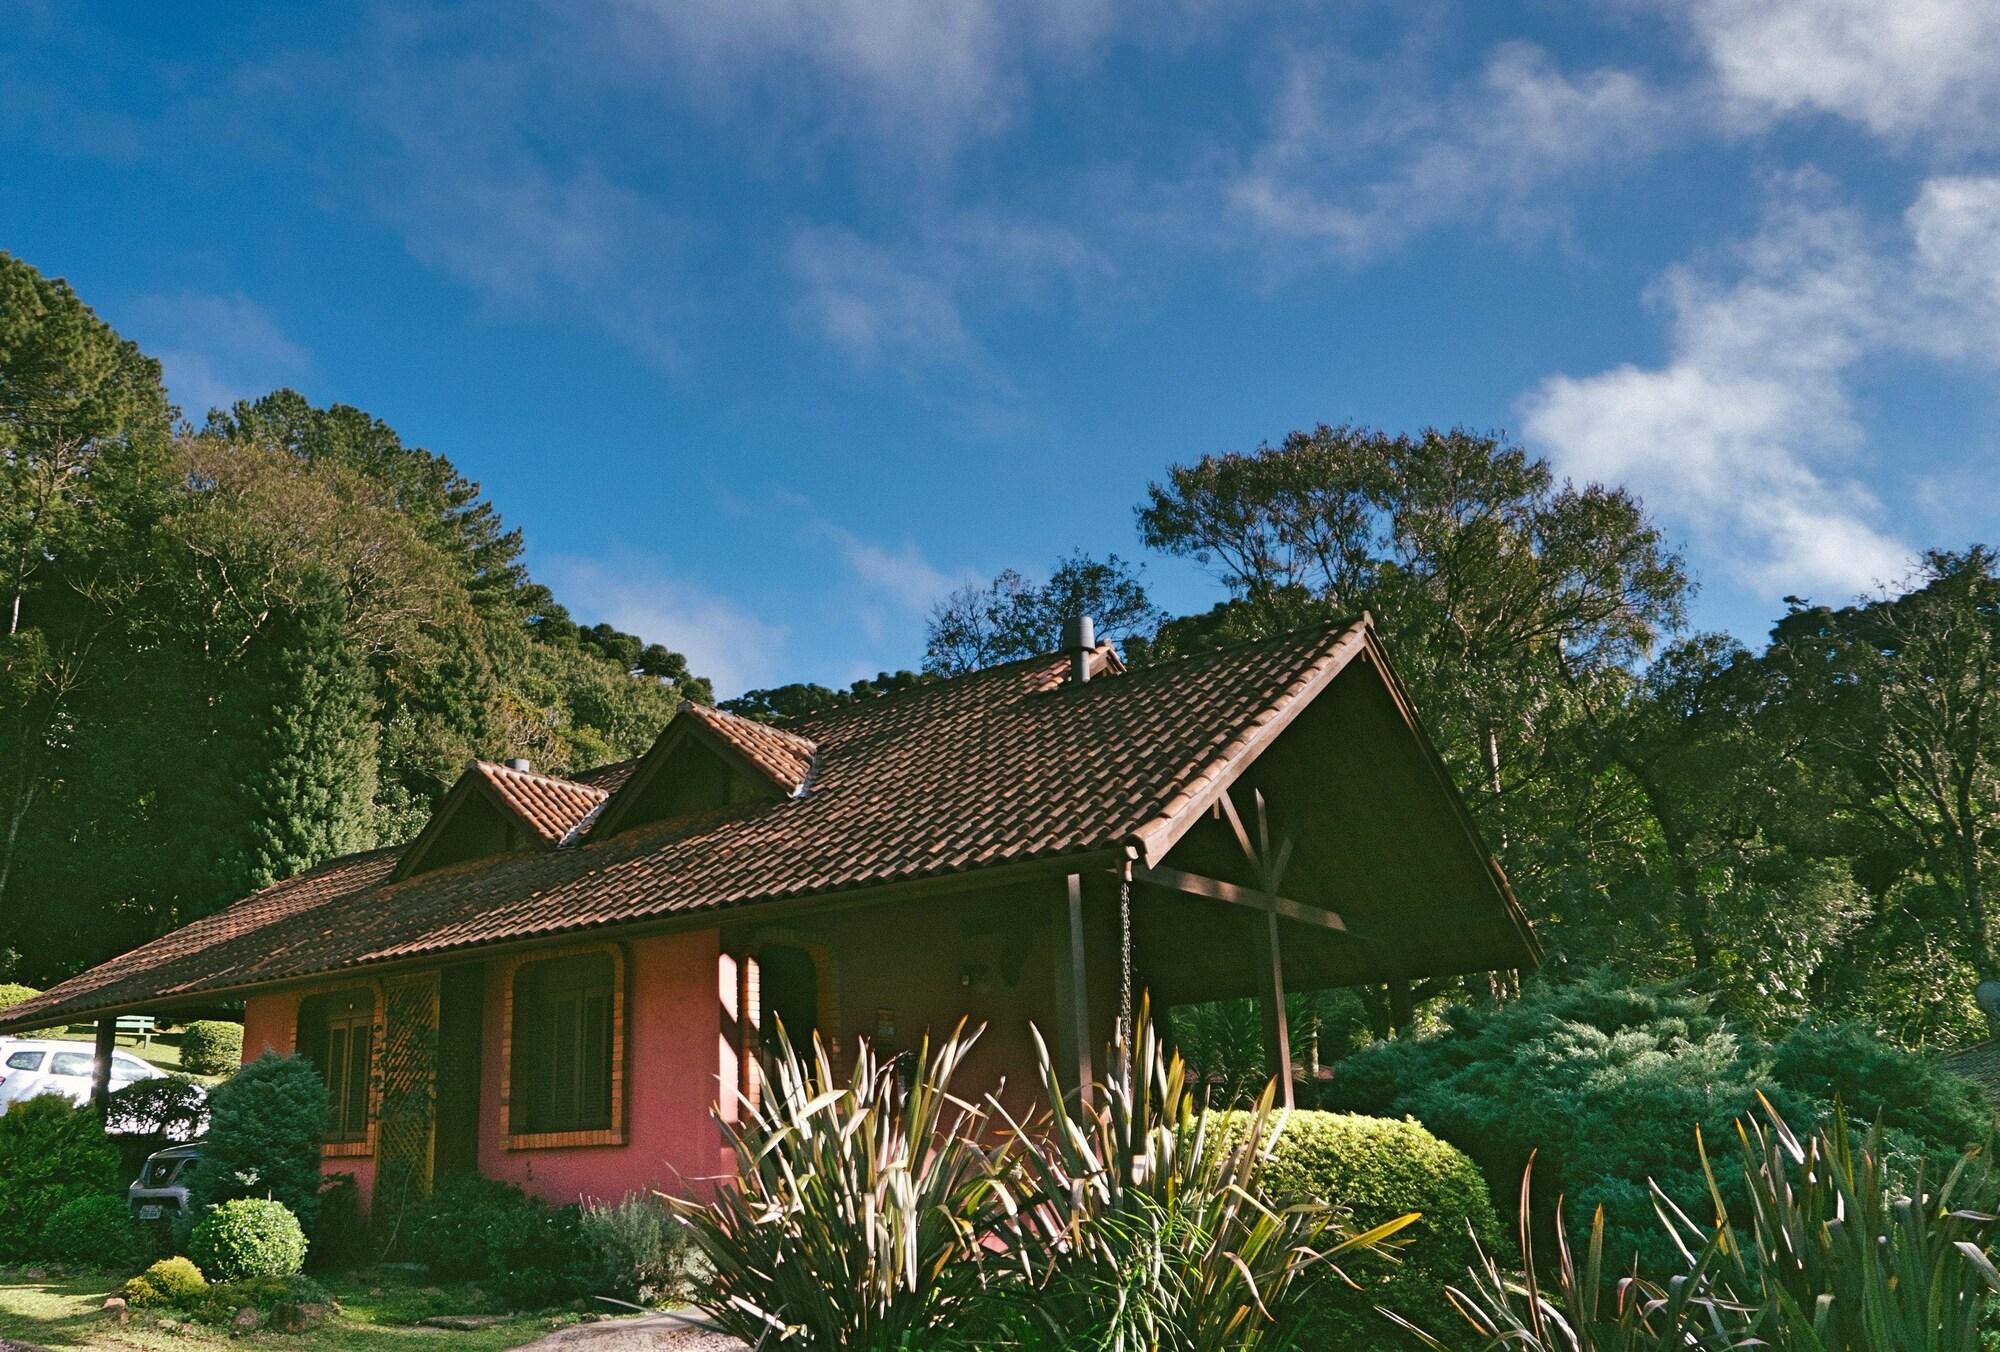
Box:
[1062,614,1096,684]
[506,758,532,773]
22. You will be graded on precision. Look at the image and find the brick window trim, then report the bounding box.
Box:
[496,942,628,1151]
[292,980,384,1161]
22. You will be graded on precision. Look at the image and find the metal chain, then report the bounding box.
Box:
[1119,876,1134,1048]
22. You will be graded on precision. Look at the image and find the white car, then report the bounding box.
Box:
[0,1038,164,1109]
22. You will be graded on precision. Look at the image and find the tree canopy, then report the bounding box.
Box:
[0,252,709,981]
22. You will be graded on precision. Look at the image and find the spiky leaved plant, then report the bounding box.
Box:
[669,1020,1017,1351]
[1402,1097,2000,1351]
[986,999,1415,1351]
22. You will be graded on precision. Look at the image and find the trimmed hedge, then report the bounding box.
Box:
[1216,1109,1496,1347]
[0,984,59,1038]
[0,1095,121,1261]
[179,1021,243,1077]
[190,1198,308,1280]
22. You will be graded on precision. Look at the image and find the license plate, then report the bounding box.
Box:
[137,1204,163,1221]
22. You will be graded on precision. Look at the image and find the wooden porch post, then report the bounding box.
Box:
[91,1018,116,1116]
[1053,873,1094,1107]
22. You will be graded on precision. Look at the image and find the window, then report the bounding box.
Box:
[4,1051,42,1071]
[509,952,616,1136]
[51,1051,91,1076]
[298,989,375,1144]
[111,1054,149,1084]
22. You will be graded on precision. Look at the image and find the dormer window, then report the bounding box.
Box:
[393,759,608,881]
[586,704,814,841]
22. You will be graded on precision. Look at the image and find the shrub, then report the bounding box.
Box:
[179,1021,244,1077]
[0,984,59,1037]
[402,1172,602,1306]
[1322,970,1990,1274]
[579,1193,705,1307]
[123,1255,207,1307]
[189,1198,308,1281]
[44,1193,143,1269]
[482,1199,602,1307]
[1214,1110,1496,1346]
[0,1094,121,1260]
[185,1053,327,1234]
[404,1172,537,1280]
[1422,1102,2000,1350]
[309,1173,368,1272]
[178,1272,329,1325]
[105,1074,209,1142]
[675,1022,1011,1350]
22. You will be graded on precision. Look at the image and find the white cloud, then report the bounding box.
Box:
[1229,42,1679,259]
[1522,175,2000,602]
[818,524,968,615]
[1672,0,2000,147]
[788,214,1110,380]
[607,0,1118,156]
[540,553,791,699]
[129,291,311,417]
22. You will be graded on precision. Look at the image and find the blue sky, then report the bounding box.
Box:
[4,2,1997,696]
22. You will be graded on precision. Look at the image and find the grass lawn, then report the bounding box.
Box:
[0,1268,582,1351]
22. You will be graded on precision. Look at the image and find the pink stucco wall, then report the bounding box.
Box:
[234,883,1101,1214]
[479,929,726,1205]
[239,986,379,1206]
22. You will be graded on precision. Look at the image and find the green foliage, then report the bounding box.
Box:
[0,1094,120,1261]
[924,550,1162,675]
[1213,1110,1496,1348]
[678,1010,1396,1351]
[674,1021,1008,1349]
[1324,973,1992,1275]
[43,1193,143,1269]
[308,1173,367,1273]
[104,1073,209,1140]
[401,1173,605,1306]
[578,1193,705,1308]
[987,1012,1390,1352]
[179,1021,243,1076]
[189,1198,309,1281]
[721,670,927,723]
[177,1272,330,1325]
[1412,1102,2000,1351]
[122,1255,206,1307]
[185,1053,328,1235]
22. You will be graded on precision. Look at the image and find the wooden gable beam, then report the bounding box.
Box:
[1132,865,1346,934]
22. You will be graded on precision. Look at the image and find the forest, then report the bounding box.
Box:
[6,247,1998,1058]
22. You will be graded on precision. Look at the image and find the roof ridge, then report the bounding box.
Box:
[473,758,611,799]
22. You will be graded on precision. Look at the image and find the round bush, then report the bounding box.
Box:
[0,1094,121,1261]
[1216,1109,1497,1348]
[179,1021,244,1077]
[124,1255,207,1307]
[44,1193,141,1268]
[0,984,61,1038]
[189,1199,308,1280]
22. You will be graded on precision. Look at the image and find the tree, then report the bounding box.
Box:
[924,550,1162,676]
[1137,425,1689,992]
[1763,549,2000,1021]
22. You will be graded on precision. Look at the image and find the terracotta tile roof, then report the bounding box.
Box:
[678,702,816,793]
[471,760,609,843]
[0,617,1528,1033]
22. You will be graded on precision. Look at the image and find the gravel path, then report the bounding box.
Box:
[517,1311,745,1351]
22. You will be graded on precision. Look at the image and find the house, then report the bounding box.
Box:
[0,615,1536,1212]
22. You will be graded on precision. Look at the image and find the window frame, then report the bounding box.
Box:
[296,985,381,1158]
[498,943,626,1151]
